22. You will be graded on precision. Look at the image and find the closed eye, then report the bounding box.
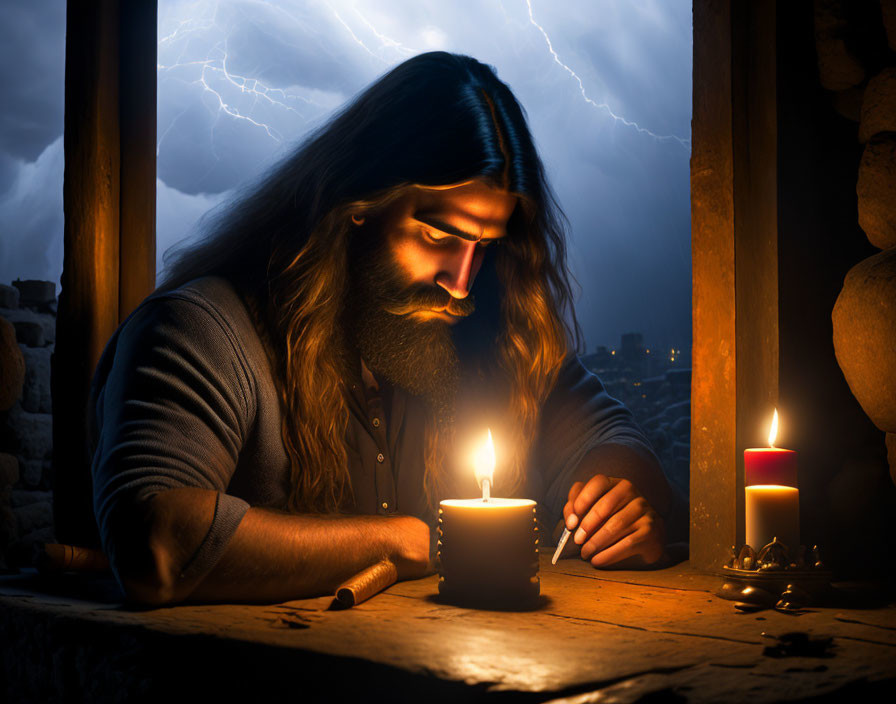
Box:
[421,227,500,248]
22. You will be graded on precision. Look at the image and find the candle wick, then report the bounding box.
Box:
[482,479,490,502]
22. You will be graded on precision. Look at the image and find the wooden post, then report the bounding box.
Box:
[53,0,157,546]
[690,0,778,570]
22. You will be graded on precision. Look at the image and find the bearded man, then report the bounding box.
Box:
[88,52,685,605]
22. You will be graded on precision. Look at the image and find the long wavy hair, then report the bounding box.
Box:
[159,52,582,513]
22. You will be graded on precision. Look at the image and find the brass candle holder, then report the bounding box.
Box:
[717,538,832,611]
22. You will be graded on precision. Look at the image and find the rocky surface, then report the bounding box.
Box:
[859,67,896,143]
[832,248,896,434]
[19,346,51,414]
[858,134,896,250]
[0,280,57,566]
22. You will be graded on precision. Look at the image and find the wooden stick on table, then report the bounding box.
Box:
[334,559,398,608]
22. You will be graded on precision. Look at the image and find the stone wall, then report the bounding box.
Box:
[0,281,57,569]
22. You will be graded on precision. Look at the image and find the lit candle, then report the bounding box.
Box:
[437,429,539,606]
[744,409,800,553]
[473,428,495,501]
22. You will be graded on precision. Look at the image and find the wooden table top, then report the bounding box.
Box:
[1,553,895,702]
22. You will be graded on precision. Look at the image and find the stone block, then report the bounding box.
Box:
[832,248,896,433]
[20,459,47,488]
[0,453,19,487]
[815,39,865,90]
[814,0,865,91]
[13,500,53,535]
[857,135,896,250]
[12,280,56,307]
[7,406,52,461]
[0,317,25,411]
[10,489,52,508]
[13,320,44,348]
[0,284,19,309]
[19,345,51,414]
[0,308,55,345]
[882,0,896,51]
[859,68,896,143]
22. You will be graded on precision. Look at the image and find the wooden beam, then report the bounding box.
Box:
[690,0,778,570]
[53,0,157,545]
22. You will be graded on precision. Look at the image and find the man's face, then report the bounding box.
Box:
[347,180,516,404]
[378,179,516,321]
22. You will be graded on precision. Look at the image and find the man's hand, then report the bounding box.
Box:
[562,475,666,568]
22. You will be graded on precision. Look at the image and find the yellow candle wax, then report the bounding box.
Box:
[744,484,800,553]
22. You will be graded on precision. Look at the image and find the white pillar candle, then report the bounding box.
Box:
[744,484,800,553]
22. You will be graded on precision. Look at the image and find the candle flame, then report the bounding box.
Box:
[768,408,779,448]
[473,428,496,490]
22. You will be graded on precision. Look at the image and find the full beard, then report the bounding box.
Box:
[345,238,475,426]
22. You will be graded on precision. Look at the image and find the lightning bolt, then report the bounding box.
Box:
[329,6,386,62]
[157,1,330,152]
[525,0,690,150]
[352,7,416,57]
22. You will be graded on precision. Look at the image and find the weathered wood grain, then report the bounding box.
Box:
[1,555,893,702]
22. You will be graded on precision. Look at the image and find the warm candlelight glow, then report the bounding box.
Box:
[473,429,495,501]
[768,408,779,448]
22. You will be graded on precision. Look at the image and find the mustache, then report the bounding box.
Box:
[382,284,476,318]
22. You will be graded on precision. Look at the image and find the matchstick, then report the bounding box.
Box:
[551,527,571,565]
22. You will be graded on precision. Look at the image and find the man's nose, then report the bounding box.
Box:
[434,241,478,299]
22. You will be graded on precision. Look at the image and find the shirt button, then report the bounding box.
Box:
[372,417,381,428]
[377,453,385,463]
[382,502,389,510]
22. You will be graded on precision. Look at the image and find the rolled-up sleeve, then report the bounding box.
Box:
[534,356,659,520]
[89,292,256,586]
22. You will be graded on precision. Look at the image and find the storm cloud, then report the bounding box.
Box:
[1,0,692,352]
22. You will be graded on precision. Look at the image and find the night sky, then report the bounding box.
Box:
[0,0,692,353]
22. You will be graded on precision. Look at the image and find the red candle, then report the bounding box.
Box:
[744,448,798,486]
[743,409,798,487]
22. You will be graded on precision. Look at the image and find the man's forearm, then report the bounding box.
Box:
[121,487,430,605]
